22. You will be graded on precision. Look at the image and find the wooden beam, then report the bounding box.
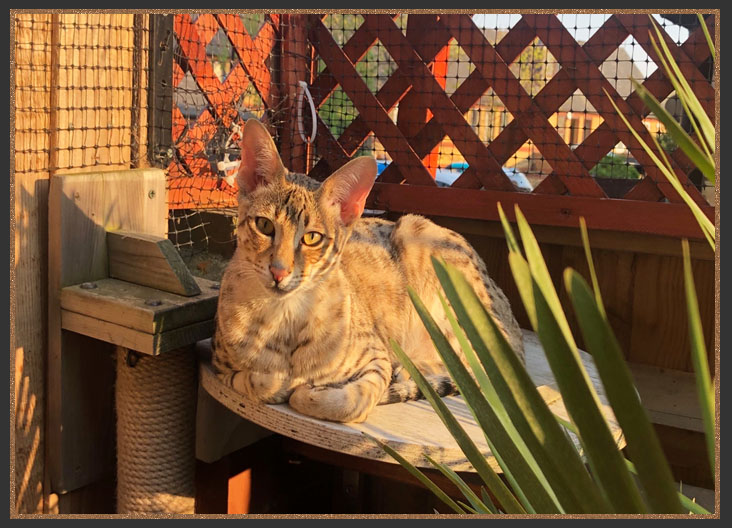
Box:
[61,310,215,356]
[278,14,311,174]
[368,182,714,240]
[199,329,624,474]
[428,216,714,261]
[628,363,703,433]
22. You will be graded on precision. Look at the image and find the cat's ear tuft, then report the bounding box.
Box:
[236,119,286,193]
[319,157,377,226]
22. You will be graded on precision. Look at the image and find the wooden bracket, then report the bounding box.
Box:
[107,230,202,296]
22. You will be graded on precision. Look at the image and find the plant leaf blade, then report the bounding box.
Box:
[432,256,611,513]
[363,432,466,514]
[681,240,715,474]
[389,338,526,514]
[565,268,684,513]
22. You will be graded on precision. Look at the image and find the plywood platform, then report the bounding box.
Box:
[199,330,625,472]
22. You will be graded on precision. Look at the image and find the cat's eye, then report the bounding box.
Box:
[254,217,274,236]
[302,231,323,246]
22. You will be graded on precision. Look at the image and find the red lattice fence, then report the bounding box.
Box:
[166,13,715,240]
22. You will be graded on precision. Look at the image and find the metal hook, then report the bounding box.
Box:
[296,80,317,145]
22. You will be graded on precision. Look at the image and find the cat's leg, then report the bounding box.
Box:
[379,370,459,404]
[288,356,392,423]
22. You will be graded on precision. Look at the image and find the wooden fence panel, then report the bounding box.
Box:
[169,13,716,238]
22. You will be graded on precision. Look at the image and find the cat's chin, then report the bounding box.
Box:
[267,282,299,296]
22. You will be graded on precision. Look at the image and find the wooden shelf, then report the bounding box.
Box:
[197,330,625,472]
[61,277,219,355]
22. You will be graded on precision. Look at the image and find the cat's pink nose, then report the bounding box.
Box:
[269,264,291,283]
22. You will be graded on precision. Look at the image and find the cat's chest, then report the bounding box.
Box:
[247,299,308,345]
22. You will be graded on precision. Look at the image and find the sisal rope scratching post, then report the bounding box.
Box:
[116,346,197,514]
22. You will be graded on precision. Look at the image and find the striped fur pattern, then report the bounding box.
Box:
[213,119,524,423]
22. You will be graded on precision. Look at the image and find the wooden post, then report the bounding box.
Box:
[278,14,311,174]
[13,12,53,515]
[47,169,167,499]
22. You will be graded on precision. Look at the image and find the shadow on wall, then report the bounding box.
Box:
[14,180,50,513]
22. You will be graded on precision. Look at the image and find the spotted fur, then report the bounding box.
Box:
[213,119,524,423]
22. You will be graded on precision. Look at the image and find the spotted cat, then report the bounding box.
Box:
[212,119,524,423]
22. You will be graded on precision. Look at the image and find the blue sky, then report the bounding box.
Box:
[471,13,691,78]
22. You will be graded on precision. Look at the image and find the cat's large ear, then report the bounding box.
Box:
[236,119,286,193]
[319,157,377,226]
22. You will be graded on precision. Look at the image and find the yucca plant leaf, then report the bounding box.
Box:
[508,252,538,330]
[514,206,577,349]
[480,487,499,514]
[605,90,715,250]
[681,240,715,474]
[633,80,715,183]
[647,21,711,151]
[577,219,605,317]
[389,339,526,514]
[497,202,521,254]
[527,270,647,513]
[437,293,539,514]
[363,432,466,514]
[412,287,561,513]
[432,257,610,513]
[559,418,710,515]
[511,210,647,512]
[436,291,492,405]
[623,459,712,515]
[457,501,480,515]
[425,455,495,514]
[575,223,686,511]
[565,268,684,513]
[649,19,715,153]
[437,290,559,514]
[698,13,715,60]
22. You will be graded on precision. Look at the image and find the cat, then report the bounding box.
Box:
[212,119,524,423]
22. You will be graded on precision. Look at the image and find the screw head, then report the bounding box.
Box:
[80,282,97,290]
[145,299,162,306]
[148,190,157,199]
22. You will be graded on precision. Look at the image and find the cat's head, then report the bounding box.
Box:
[232,119,377,295]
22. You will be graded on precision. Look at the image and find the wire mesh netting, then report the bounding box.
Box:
[14,14,150,176]
[167,13,714,208]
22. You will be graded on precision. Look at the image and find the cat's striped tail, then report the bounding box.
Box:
[378,374,459,405]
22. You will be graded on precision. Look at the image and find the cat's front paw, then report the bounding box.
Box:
[289,384,372,423]
[232,370,291,403]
